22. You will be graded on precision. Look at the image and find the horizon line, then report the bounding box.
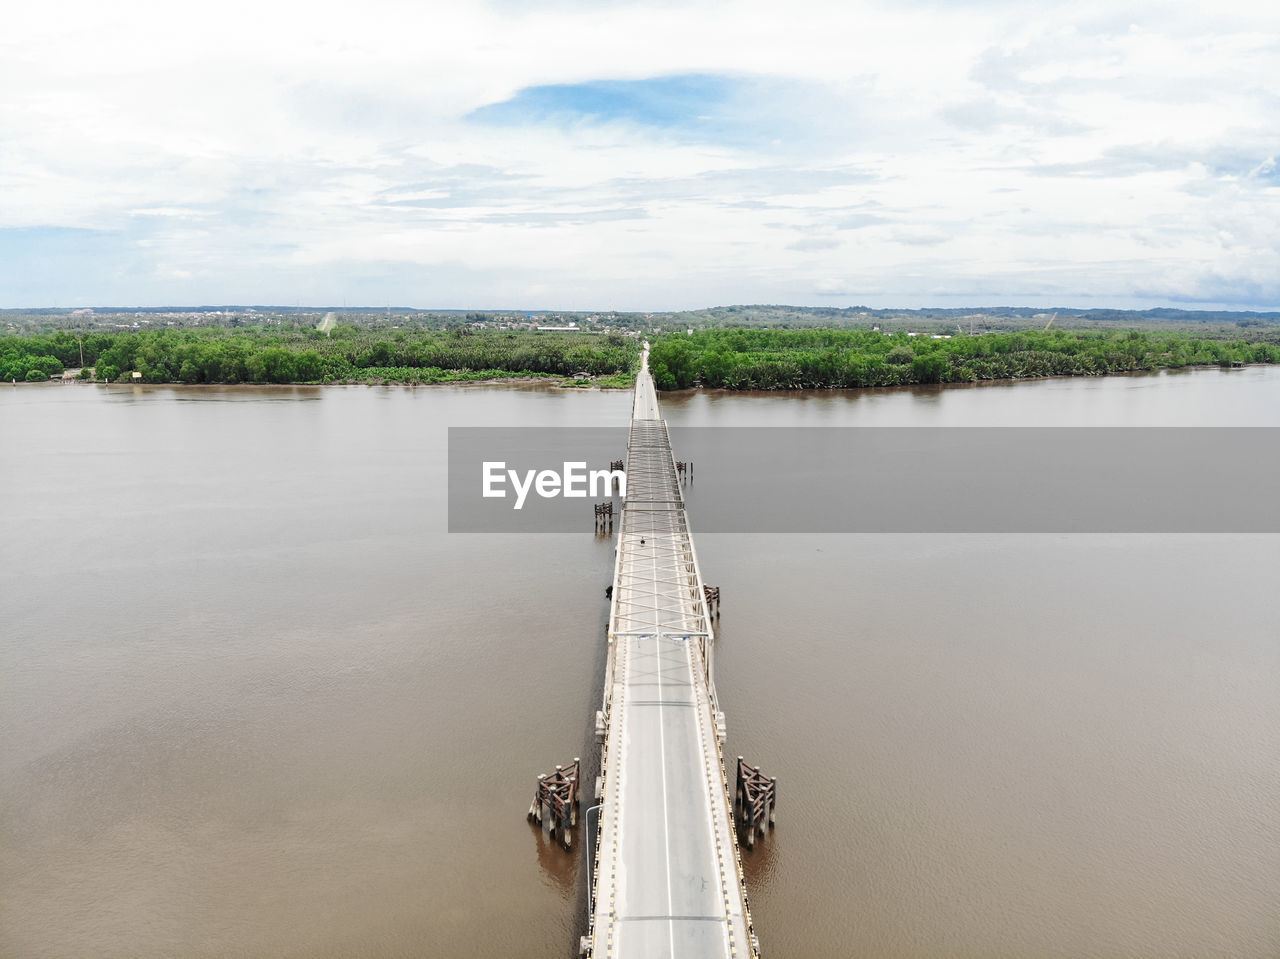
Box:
[5,303,1280,317]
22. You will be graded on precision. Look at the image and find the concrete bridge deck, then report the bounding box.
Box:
[588,346,758,959]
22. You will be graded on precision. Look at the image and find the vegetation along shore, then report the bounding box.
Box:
[3,319,1278,390]
[646,327,1280,390]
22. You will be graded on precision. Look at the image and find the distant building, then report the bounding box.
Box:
[537,324,579,331]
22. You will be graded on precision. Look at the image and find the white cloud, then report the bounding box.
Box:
[2,0,1279,308]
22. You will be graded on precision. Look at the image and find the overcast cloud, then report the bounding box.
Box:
[2,0,1278,310]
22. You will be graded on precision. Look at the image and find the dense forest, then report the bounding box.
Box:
[5,324,1278,390]
[648,328,1280,390]
[0,326,639,385]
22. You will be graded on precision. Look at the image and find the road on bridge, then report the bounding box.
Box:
[587,345,757,959]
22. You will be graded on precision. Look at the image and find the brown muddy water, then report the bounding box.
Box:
[2,368,1278,958]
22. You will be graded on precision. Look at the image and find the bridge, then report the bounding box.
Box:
[585,345,761,958]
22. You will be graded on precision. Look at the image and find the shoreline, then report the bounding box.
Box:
[12,361,1271,394]
[654,361,1268,397]
[23,375,636,391]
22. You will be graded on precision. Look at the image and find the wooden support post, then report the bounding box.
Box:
[570,759,580,826]
[529,774,544,822]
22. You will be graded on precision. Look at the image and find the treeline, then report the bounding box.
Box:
[649,328,1280,390]
[0,327,639,384]
[7,325,1275,390]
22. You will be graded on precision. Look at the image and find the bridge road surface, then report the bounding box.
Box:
[587,345,758,959]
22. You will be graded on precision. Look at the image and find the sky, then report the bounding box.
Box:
[2,0,1279,311]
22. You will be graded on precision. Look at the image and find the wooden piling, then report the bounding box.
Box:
[735,757,777,848]
[528,758,582,850]
[703,584,720,617]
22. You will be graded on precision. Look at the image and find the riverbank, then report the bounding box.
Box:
[653,360,1270,396]
[14,361,1269,395]
[14,373,637,390]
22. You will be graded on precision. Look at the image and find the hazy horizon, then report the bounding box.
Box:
[6,302,1280,318]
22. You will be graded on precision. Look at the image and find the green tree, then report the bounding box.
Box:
[885,343,915,365]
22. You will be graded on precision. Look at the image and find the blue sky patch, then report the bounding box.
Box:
[469,74,737,130]
[466,72,858,155]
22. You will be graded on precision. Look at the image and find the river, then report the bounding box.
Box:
[1,367,1277,958]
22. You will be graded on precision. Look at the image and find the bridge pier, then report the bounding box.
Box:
[703,584,720,617]
[527,758,581,850]
[736,757,777,849]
